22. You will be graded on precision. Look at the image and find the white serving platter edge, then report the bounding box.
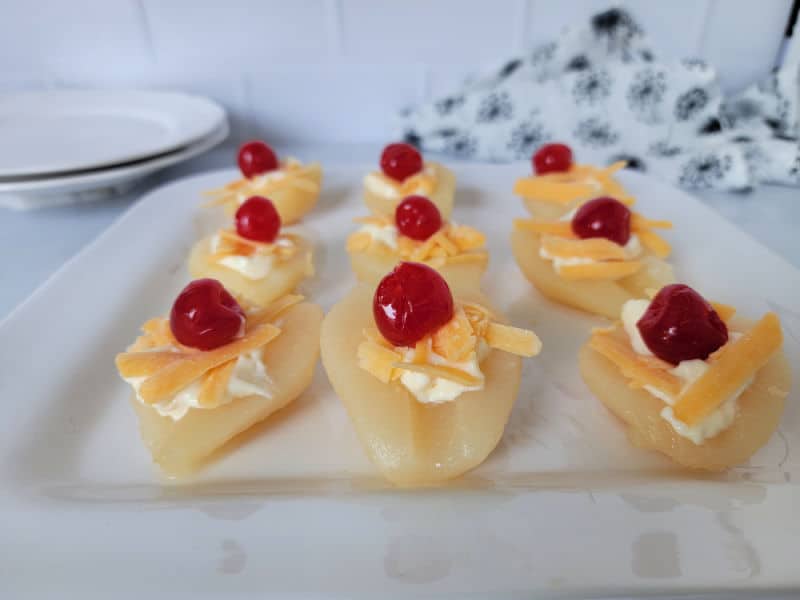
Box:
[0,165,798,599]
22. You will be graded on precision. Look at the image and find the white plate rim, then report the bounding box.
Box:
[0,89,226,178]
[0,120,229,209]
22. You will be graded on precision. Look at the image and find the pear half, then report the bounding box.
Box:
[189,235,313,307]
[221,163,323,225]
[511,228,674,319]
[578,317,792,471]
[364,162,456,220]
[321,285,522,486]
[131,302,323,475]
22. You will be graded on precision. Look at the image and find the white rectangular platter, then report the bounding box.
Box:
[1,164,798,599]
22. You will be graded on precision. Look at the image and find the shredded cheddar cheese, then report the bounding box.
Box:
[540,236,629,260]
[115,295,301,407]
[432,308,476,361]
[135,324,280,404]
[710,302,736,323]
[208,229,300,264]
[516,207,672,281]
[198,360,237,407]
[356,300,541,390]
[485,323,542,357]
[672,313,783,425]
[513,162,635,205]
[203,158,321,209]
[589,309,784,429]
[357,340,402,383]
[347,215,487,268]
[589,327,683,396]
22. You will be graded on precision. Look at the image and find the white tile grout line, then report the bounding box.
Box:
[132,0,156,63]
[516,0,533,52]
[695,0,717,58]
[324,0,344,59]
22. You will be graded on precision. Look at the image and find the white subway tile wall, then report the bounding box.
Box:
[0,0,792,144]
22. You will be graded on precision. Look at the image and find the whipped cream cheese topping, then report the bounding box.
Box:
[398,338,489,405]
[357,223,399,250]
[124,348,272,421]
[364,164,437,199]
[209,234,296,280]
[539,234,641,271]
[620,298,747,444]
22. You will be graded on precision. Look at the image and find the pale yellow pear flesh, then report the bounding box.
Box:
[511,228,675,319]
[578,318,792,471]
[348,250,486,296]
[321,285,522,486]
[189,235,313,307]
[131,302,323,475]
[522,197,580,220]
[364,163,456,220]
[222,164,323,224]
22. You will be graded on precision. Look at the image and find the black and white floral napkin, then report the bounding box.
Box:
[398,7,800,191]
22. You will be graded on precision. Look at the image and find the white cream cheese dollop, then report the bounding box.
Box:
[363,164,437,199]
[540,234,642,272]
[621,299,653,356]
[620,299,748,444]
[234,159,304,205]
[398,339,488,405]
[358,223,398,250]
[538,208,642,273]
[210,234,296,280]
[124,348,272,421]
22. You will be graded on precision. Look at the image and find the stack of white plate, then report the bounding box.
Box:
[0,90,228,210]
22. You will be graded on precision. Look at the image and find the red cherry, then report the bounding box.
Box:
[170,279,245,351]
[380,143,423,182]
[373,262,454,347]
[571,197,631,246]
[237,140,279,179]
[637,284,728,365]
[235,196,281,243]
[395,195,442,241]
[533,143,573,174]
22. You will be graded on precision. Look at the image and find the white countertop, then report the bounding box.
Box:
[1,142,799,320]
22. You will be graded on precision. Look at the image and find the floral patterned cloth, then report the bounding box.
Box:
[398,8,800,191]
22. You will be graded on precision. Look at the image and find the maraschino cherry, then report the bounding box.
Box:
[170,279,246,350]
[238,140,279,179]
[380,143,423,182]
[373,262,454,347]
[571,197,631,246]
[637,284,728,365]
[533,143,573,175]
[235,196,281,243]
[395,195,442,241]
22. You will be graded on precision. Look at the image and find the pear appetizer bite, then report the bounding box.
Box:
[514,143,635,219]
[346,194,488,292]
[189,196,313,306]
[321,262,541,486]
[115,279,323,475]
[364,142,456,219]
[580,284,792,471]
[512,196,675,319]
[205,140,322,224]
